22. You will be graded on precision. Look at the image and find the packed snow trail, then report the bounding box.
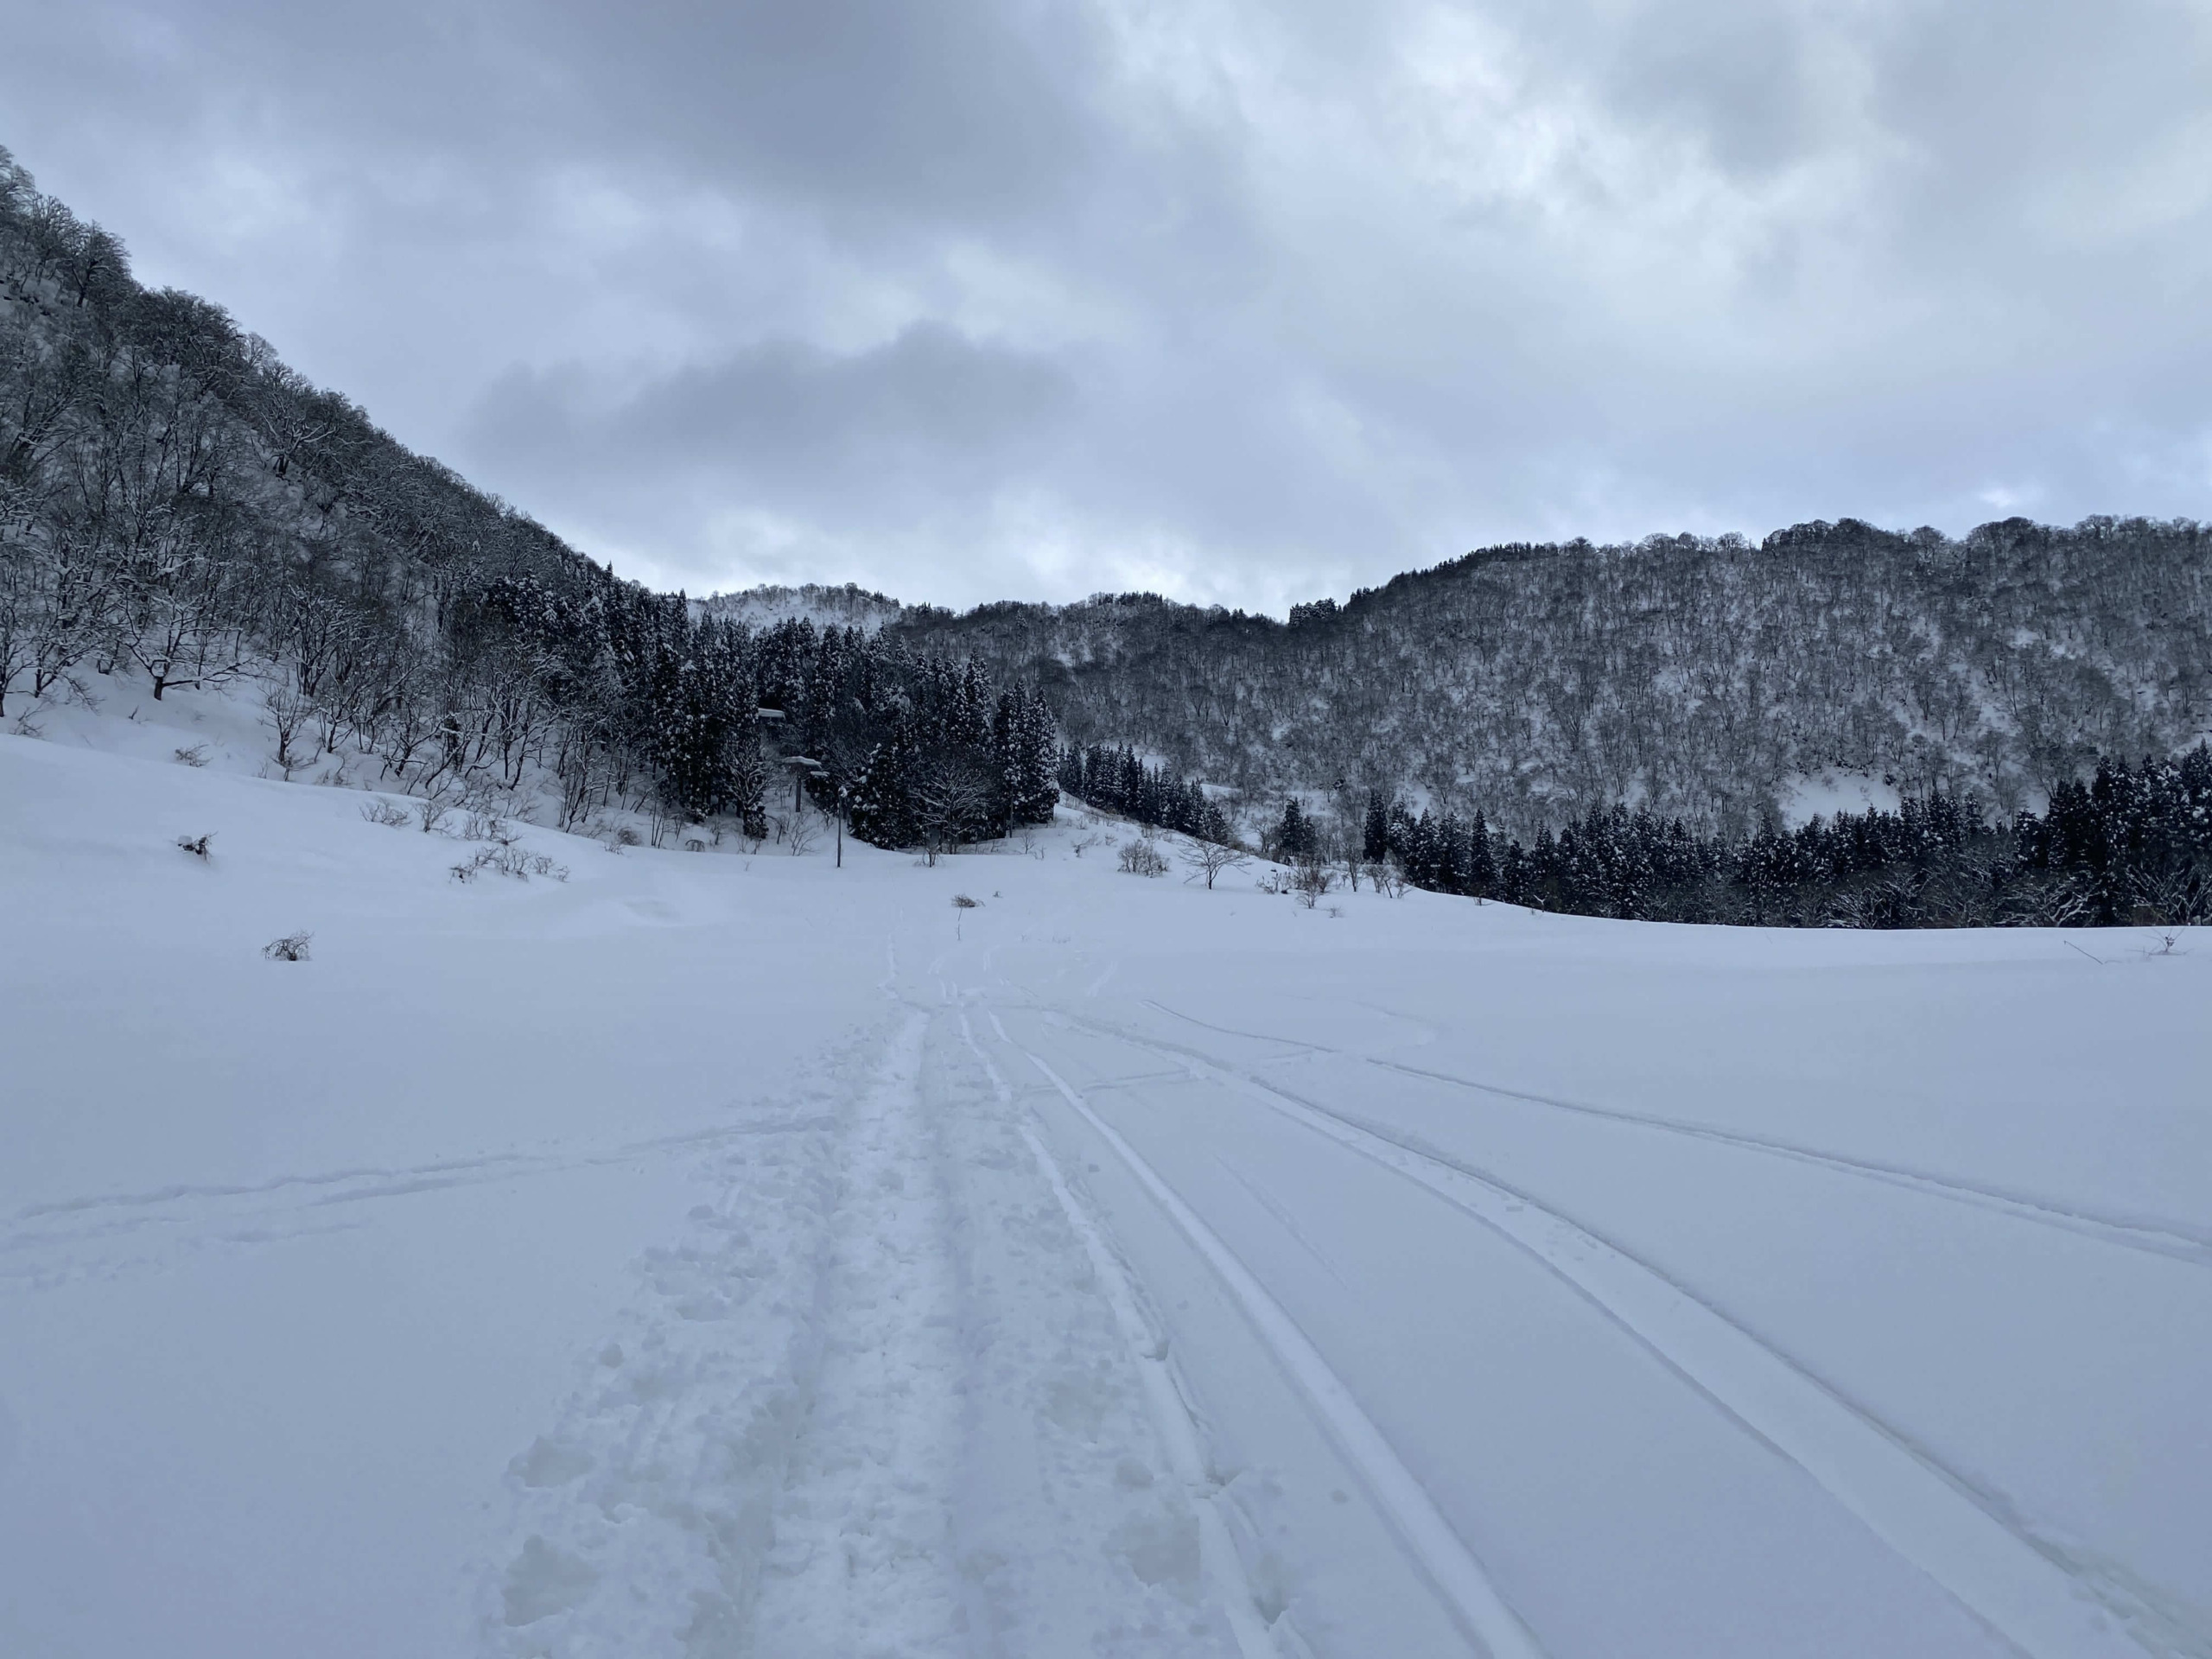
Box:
[482,994,1262,1657]
[747,1013,966,1656]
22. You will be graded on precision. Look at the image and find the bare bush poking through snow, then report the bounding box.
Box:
[175,833,213,860]
[952,893,980,908]
[452,841,567,884]
[462,813,519,846]
[360,799,411,829]
[1291,861,1336,908]
[415,799,452,836]
[172,743,210,767]
[1117,839,1169,878]
[260,931,312,962]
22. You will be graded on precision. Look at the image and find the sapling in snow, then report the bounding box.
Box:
[1183,840,1252,890]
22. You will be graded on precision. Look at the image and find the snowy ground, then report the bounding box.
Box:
[3,694,2209,1658]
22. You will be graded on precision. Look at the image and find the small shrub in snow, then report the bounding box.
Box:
[951,893,980,908]
[175,833,213,860]
[261,931,312,962]
[359,798,411,829]
[172,743,210,767]
[451,842,566,884]
[1290,861,1335,908]
[1117,839,1169,878]
[415,799,453,835]
[10,713,46,740]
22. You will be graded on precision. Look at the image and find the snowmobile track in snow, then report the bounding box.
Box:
[955,1008,1280,1659]
[1364,1055,2212,1270]
[1070,1009,2169,1659]
[990,1011,1550,1659]
[1133,999,2212,1269]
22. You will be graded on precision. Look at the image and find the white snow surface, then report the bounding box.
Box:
[3,701,2209,1659]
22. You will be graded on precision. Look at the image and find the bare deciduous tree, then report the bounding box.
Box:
[1183,839,1251,889]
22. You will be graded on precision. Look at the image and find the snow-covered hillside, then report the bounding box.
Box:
[3,712,2208,1659]
[696,581,908,634]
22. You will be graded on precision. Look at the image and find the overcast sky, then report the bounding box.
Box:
[6,1,2210,613]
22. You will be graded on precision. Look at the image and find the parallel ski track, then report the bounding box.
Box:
[1138,999,2212,1269]
[1062,1007,2165,1659]
[988,1010,1549,1659]
[953,1008,1280,1659]
[0,1119,835,1290]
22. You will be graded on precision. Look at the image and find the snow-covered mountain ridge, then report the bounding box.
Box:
[875,517,2212,835]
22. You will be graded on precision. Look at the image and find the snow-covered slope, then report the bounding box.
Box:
[3,715,2208,1659]
[696,581,907,634]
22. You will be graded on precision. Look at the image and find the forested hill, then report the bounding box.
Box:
[878,519,2212,835]
[0,148,1058,852]
[9,137,2208,854]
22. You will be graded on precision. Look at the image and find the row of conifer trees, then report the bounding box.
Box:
[1063,733,2210,927]
[1348,747,2212,928]
[1058,743,1235,845]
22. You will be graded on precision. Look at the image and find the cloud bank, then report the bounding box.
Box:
[6,0,2210,610]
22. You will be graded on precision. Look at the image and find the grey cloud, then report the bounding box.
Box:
[519,0,1109,229]
[472,322,1078,505]
[4,0,2210,612]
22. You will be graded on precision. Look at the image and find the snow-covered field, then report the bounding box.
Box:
[3,700,2208,1659]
